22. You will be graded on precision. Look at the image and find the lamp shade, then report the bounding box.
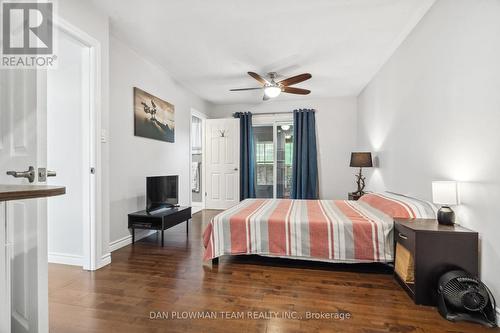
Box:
[432,181,458,205]
[350,152,373,168]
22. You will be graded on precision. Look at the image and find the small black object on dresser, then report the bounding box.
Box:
[393,219,478,306]
[128,206,191,247]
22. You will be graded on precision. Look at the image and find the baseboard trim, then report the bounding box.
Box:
[192,206,203,214]
[98,253,111,269]
[109,230,156,252]
[48,252,83,266]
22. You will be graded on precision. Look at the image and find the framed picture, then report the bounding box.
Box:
[133,87,175,142]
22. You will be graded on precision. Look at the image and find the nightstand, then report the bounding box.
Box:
[394,219,478,306]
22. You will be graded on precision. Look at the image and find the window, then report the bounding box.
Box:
[253,121,294,199]
[256,142,274,164]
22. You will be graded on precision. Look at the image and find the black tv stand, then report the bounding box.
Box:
[128,206,191,247]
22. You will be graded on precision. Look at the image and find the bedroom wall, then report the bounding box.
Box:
[357,0,500,302]
[210,97,358,200]
[109,36,211,248]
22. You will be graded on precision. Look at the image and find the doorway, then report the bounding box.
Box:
[190,110,206,213]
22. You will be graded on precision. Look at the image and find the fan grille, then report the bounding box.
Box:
[442,277,488,311]
[462,291,487,311]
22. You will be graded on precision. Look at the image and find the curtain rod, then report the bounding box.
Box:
[233,110,314,117]
[251,111,293,116]
[232,112,291,118]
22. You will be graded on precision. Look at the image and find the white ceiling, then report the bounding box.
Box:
[92,0,435,105]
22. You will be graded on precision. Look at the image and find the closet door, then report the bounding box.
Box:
[205,119,240,210]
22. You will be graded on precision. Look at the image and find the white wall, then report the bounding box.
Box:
[210,97,358,200]
[357,0,500,301]
[109,36,211,244]
[47,30,86,263]
[58,0,110,267]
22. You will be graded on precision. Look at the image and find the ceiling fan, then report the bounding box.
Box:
[230,72,312,100]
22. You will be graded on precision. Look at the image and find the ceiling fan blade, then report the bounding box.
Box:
[278,73,312,86]
[230,87,262,91]
[283,86,311,95]
[248,71,269,85]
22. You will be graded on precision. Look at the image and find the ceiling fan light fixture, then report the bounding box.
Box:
[264,86,281,98]
[230,72,312,100]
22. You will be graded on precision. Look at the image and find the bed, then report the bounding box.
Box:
[203,192,437,264]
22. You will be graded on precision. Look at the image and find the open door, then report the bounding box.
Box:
[0,69,49,332]
[0,8,100,332]
[205,119,240,210]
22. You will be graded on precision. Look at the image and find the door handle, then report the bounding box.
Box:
[38,168,57,182]
[6,166,35,183]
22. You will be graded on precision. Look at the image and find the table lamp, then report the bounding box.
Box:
[432,181,458,225]
[350,152,373,195]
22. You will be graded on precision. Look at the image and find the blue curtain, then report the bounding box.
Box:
[292,109,319,199]
[234,112,256,200]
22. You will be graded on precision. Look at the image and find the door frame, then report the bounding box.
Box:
[39,17,102,271]
[190,109,206,213]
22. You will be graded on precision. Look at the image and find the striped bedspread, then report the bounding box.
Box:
[203,193,437,263]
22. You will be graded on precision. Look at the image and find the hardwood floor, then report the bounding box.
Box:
[49,210,497,333]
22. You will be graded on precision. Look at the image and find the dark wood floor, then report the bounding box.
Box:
[49,210,497,333]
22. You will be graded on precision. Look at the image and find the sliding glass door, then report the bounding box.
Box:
[276,124,294,198]
[254,126,274,198]
[254,122,294,199]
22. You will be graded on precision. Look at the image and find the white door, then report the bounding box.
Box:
[0,201,9,333]
[205,119,240,210]
[0,69,48,333]
[46,28,91,269]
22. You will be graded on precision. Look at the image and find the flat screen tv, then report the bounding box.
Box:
[146,175,178,212]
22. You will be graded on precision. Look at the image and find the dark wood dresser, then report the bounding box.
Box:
[394,219,478,306]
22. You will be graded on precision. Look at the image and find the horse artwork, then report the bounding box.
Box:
[133,87,175,143]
